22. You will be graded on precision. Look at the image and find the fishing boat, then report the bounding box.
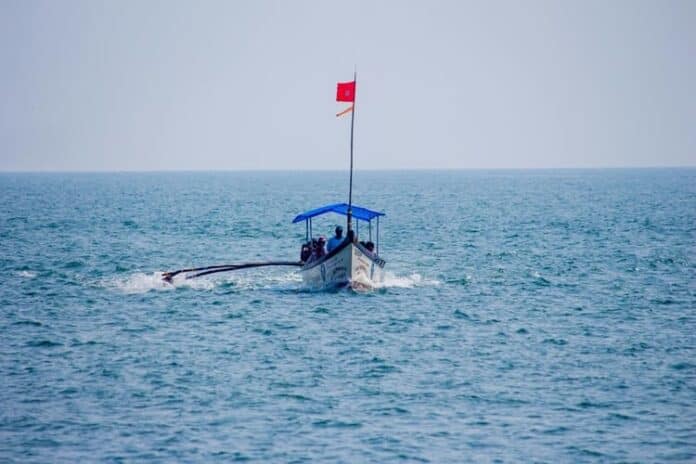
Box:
[293,72,387,290]
[293,203,386,290]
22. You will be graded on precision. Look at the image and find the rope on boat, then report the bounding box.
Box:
[162,261,303,283]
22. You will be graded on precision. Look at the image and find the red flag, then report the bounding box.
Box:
[336,81,356,102]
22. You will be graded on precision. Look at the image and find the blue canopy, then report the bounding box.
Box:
[292,203,385,224]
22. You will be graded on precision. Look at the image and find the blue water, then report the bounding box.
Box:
[1,169,695,462]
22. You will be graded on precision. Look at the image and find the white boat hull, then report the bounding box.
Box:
[300,241,385,290]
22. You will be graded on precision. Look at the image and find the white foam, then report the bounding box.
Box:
[375,272,441,289]
[17,270,37,279]
[106,269,434,294]
[106,269,304,294]
[108,272,215,294]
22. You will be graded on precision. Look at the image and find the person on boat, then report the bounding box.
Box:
[327,226,343,252]
[316,236,327,258]
[300,241,311,262]
[306,238,319,263]
[365,241,375,255]
[360,240,376,256]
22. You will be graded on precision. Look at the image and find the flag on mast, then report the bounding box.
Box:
[336,80,355,117]
[336,81,355,102]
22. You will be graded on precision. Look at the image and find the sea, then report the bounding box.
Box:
[1,169,694,463]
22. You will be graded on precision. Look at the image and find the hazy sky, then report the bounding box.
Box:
[1,0,694,171]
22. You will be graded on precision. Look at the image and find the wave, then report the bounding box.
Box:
[17,270,37,279]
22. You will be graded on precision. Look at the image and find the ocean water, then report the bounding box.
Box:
[1,169,695,463]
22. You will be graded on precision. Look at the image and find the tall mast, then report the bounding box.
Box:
[347,69,356,237]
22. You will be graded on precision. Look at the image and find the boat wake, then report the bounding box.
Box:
[107,272,216,294]
[106,270,437,294]
[107,270,302,294]
[375,272,441,289]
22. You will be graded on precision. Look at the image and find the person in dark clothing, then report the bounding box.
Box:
[300,242,311,262]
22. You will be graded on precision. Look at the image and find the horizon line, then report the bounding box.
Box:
[1,165,695,174]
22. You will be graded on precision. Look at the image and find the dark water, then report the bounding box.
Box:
[1,169,695,462]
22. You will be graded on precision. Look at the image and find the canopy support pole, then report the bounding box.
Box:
[376,216,380,255]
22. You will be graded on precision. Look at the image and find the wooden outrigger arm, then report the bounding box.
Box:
[162,261,303,283]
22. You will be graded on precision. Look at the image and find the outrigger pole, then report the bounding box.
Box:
[162,261,302,283]
[346,69,356,240]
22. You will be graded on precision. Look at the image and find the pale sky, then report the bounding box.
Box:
[1,0,694,171]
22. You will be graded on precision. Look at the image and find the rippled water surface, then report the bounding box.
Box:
[1,169,695,462]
